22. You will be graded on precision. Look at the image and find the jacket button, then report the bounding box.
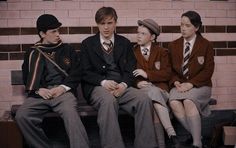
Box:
[102,65,106,68]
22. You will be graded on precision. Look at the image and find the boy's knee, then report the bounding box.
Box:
[183,99,195,106]
[100,96,117,106]
[169,100,179,107]
[135,93,152,106]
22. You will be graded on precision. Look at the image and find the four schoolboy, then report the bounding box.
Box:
[16,7,214,148]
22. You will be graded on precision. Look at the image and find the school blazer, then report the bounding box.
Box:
[80,33,136,101]
[168,35,215,88]
[133,43,171,92]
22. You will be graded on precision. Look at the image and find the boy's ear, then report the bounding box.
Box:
[151,34,156,41]
[39,31,45,38]
[195,26,199,32]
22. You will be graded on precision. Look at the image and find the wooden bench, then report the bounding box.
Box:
[6,70,137,148]
[2,70,218,148]
[10,70,217,118]
[10,70,132,119]
[5,70,120,148]
[10,70,97,118]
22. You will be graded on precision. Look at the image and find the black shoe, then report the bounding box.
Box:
[184,136,193,145]
[170,135,179,144]
[170,135,187,148]
[180,136,193,146]
[191,145,199,148]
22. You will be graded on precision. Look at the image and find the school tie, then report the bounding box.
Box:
[182,42,190,79]
[103,40,113,53]
[142,48,149,60]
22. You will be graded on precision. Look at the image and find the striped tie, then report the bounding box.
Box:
[142,48,149,60]
[103,40,113,53]
[182,42,190,79]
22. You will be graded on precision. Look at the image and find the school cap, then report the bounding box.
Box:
[36,14,62,32]
[138,19,160,36]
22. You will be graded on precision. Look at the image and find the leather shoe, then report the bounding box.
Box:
[184,136,193,145]
[170,135,187,148]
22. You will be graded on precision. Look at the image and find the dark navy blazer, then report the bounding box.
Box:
[80,33,136,101]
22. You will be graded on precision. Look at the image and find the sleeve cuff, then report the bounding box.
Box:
[121,82,128,88]
[60,84,71,91]
[101,80,107,86]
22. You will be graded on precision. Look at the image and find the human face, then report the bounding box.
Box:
[97,16,116,40]
[180,16,198,41]
[137,26,154,47]
[40,28,61,44]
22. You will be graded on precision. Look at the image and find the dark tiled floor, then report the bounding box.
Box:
[25,110,236,148]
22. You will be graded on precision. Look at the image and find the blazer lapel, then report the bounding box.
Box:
[92,34,106,61]
[175,38,184,70]
[113,35,124,61]
[148,43,158,65]
[189,35,201,60]
[133,45,144,64]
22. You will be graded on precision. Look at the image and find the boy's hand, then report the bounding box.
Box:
[133,69,147,78]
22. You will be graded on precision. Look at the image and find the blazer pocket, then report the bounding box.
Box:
[197,56,204,65]
[154,61,160,70]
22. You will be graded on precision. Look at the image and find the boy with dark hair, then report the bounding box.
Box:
[15,14,89,148]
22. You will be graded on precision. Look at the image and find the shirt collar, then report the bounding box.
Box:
[100,34,114,45]
[140,44,151,56]
[184,34,196,48]
[140,44,151,51]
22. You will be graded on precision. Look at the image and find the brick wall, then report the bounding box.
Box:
[0,0,236,116]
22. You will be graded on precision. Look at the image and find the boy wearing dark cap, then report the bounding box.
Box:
[133,19,183,148]
[80,7,157,148]
[15,14,89,148]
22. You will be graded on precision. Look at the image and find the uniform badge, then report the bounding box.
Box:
[47,52,55,60]
[197,56,204,65]
[64,58,70,65]
[155,61,160,70]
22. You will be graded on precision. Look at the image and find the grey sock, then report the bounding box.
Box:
[187,115,202,148]
[156,105,176,137]
[154,123,165,148]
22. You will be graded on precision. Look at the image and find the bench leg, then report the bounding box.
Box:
[0,120,24,148]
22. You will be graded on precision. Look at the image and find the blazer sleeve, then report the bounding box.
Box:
[80,40,105,86]
[168,43,183,87]
[62,45,81,90]
[22,49,31,86]
[120,41,136,86]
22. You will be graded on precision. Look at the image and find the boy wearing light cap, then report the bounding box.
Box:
[15,14,89,148]
[133,19,184,148]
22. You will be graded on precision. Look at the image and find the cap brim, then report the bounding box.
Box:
[137,20,145,26]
